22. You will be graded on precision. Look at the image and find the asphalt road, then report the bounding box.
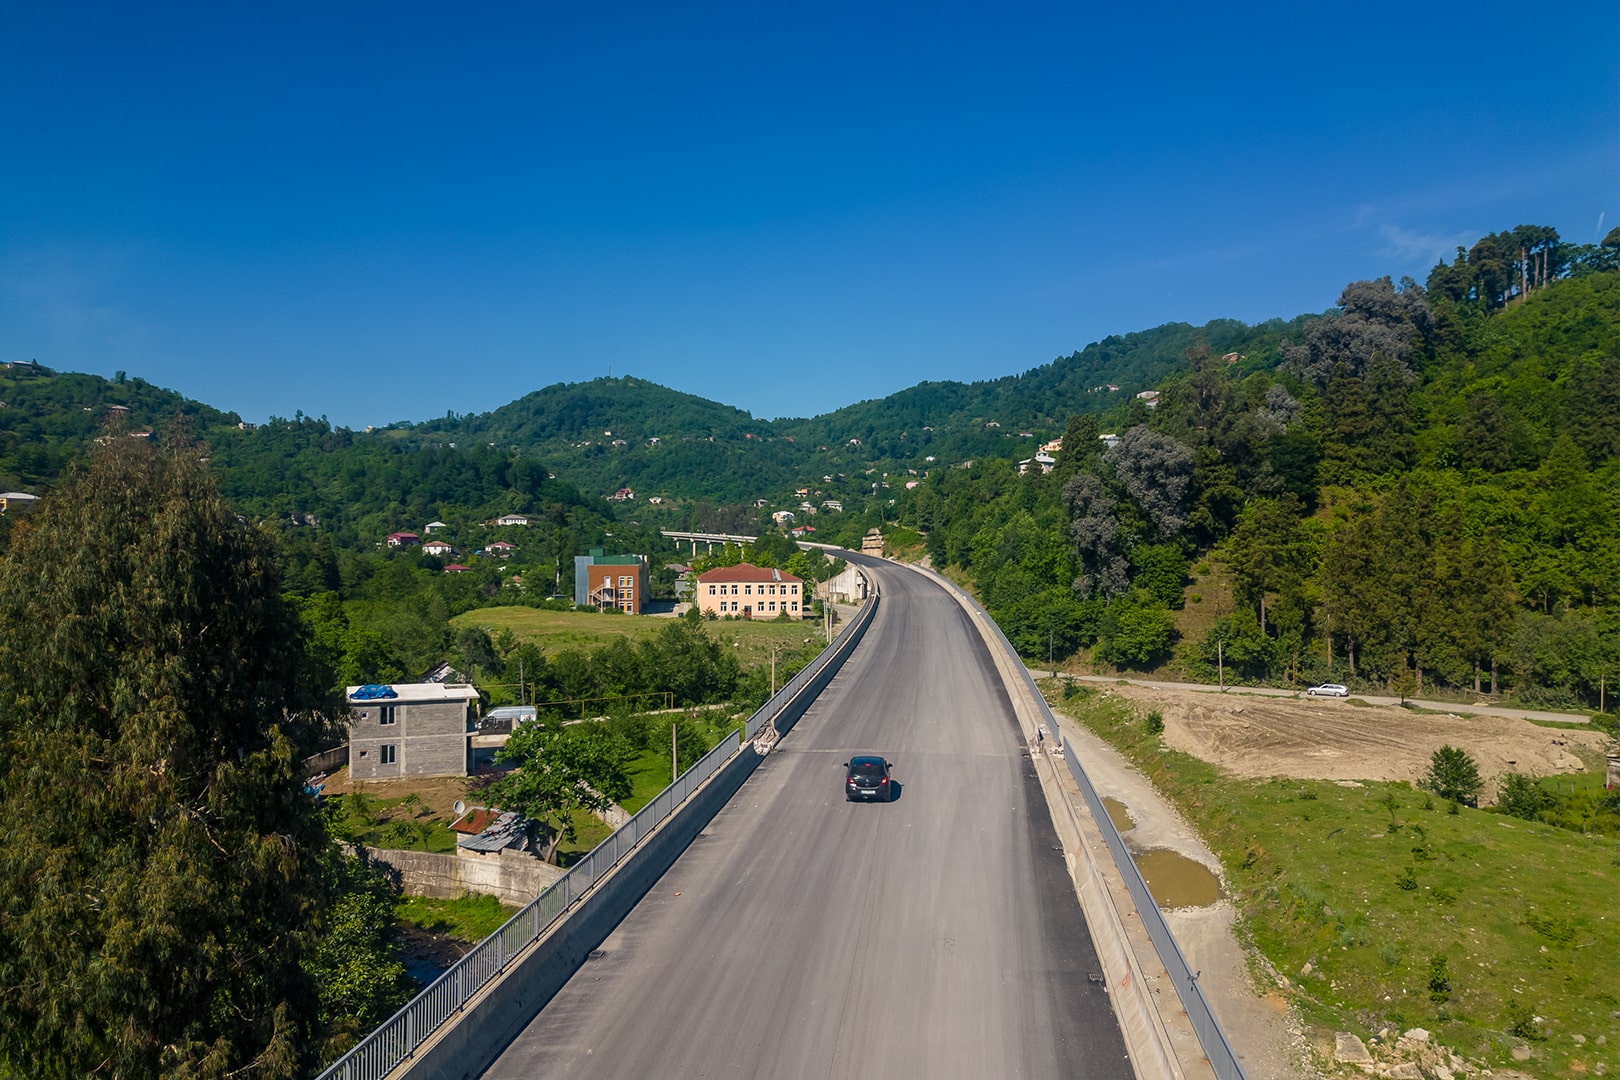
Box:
[481,555,1130,1080]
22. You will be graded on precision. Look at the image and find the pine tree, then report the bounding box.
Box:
[0,434,339,1079]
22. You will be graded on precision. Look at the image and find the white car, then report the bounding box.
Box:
[1306,683,1349,697]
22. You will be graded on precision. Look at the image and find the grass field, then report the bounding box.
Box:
[395,893,518,942]
[450,606,828,673]
[1050,684,1620,1077]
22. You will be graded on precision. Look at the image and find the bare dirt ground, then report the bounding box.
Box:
[317,767,477,819]
[1107,683,1605,790]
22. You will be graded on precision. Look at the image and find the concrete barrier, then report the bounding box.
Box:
[393,744,764,1080]
[903,561,1204,1080]
[389,583,881,1080]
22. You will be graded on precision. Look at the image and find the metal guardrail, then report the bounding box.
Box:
[316,583,879,1080]
[959,593,1249,1080]
[317,727,741,1080]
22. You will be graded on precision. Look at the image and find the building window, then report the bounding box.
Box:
[708,584,716,595]
[744,584,752,595]
[731,584,739,594]
[792,602,799,611]
[379,705,397,726]
[380,744,397,765]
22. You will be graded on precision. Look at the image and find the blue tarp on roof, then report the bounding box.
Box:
[352,684,398,700]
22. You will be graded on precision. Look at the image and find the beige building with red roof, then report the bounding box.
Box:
[694,563,805,619]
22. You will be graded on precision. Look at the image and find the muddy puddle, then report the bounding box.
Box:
[1101,796,1134,832]
[1133,849,1223,909]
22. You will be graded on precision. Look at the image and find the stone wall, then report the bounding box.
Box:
[347,844,565,906]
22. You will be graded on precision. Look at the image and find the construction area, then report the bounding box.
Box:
[1095,682,1606,789]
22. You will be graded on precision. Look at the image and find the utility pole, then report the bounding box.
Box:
[672,721,678,784]
[1049,631,1055,679]
[1218,639,1224,691]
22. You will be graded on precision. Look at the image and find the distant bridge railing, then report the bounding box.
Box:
[315,583,879,1080]
[956,590,1249,1080]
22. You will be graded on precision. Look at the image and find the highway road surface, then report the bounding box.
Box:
[481,554,1130,1079]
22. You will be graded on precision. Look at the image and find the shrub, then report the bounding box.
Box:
[1495,771,1552,820]
[1145,709,1165,736]
[1427,955,1452,1002]
[1420,745,1483,807]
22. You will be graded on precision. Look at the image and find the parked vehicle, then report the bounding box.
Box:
[1306,683,1350,697]
[844,755,894,801]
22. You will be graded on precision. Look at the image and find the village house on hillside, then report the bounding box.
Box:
[422,539,454,557]
[386,531,420,548]
[492,513,530,527]
[346,682,480,780]
[694,563,804,619]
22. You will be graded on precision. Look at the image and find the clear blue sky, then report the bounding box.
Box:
[4,2,1615,428]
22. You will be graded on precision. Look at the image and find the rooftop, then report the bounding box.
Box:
[345,682,481,703]
[697,562,803,584]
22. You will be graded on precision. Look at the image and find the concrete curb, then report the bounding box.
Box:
[900,562,1206,1080]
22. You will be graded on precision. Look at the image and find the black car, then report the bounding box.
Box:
[844,755,894,802]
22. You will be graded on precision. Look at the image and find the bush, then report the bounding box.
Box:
[1145,709,1165,736]
[1420,745,1483,807]
[1426,954,1452,1003]
[1495,771,1552,820]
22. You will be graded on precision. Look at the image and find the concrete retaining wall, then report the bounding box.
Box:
[347,845,565,906]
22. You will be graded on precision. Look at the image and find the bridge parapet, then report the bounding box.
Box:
[315,566,879,1080]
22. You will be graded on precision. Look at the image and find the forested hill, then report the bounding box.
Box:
[384,315,1315,502]
[893,233,1620,708]
[772,315,1310,456]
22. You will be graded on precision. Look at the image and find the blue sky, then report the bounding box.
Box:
[3,1,1615,428]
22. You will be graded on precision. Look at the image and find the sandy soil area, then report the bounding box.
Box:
[1106,683,1605,790]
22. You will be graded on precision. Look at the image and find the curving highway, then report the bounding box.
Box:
[480,555,1130,1079]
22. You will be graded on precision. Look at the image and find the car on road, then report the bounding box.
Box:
[844,755,894,802]
[1306,683,1350,697]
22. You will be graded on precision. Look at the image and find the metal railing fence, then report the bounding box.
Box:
[316,580,879,1080]
[958,591,1249,1080]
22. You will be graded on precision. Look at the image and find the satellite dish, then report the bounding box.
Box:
[452,800,466,816]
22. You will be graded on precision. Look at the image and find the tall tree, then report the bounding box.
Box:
[0,434,339,1079]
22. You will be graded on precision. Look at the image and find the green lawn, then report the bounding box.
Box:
[394,893,518,942]
[1048,683,1620,1077]
[329,793,461,853]
[451,605,826,670]
[450,606,670,650]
